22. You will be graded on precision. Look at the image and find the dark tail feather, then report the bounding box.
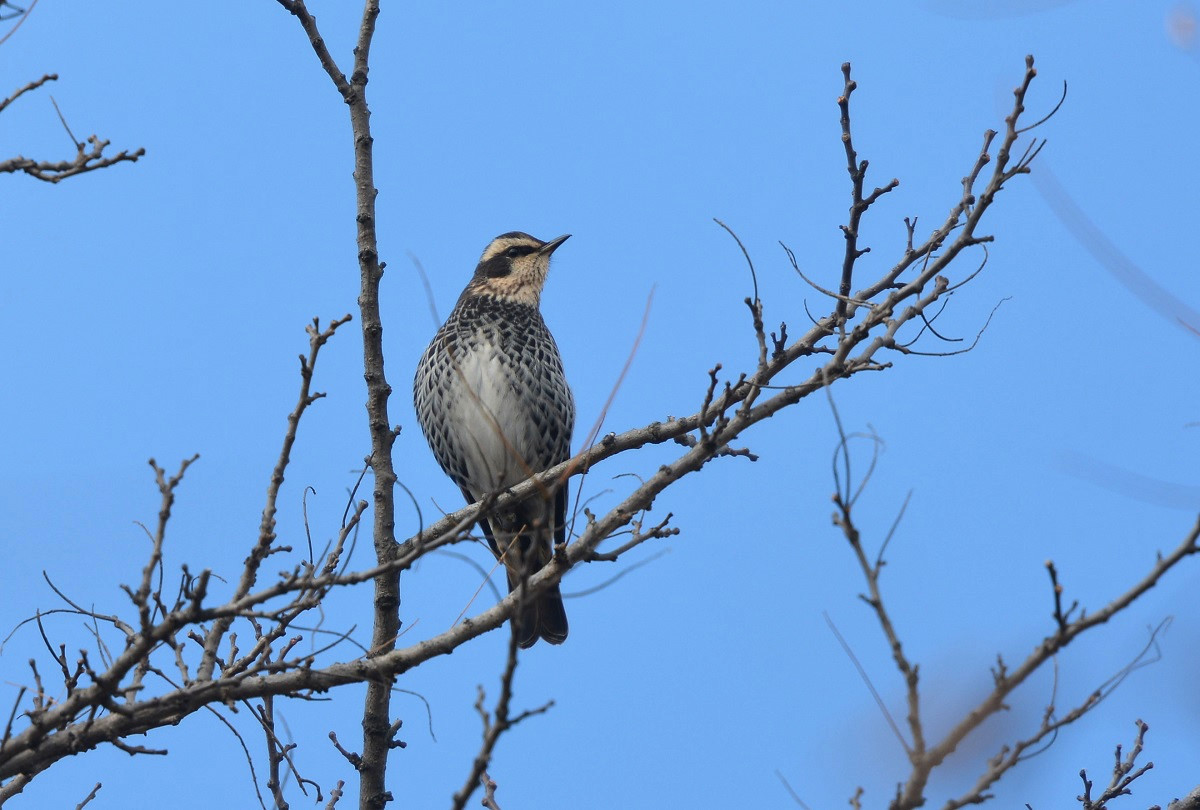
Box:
[508,573,569,649]
[535,583,568,646]
[494,503,570,648]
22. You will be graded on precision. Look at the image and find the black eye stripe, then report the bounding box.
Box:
[482,255,511,277]
[474,240,540,278]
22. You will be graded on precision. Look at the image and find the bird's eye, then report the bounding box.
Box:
[504,245,534,259]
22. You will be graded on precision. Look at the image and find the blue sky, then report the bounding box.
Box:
[3,1,1198,807]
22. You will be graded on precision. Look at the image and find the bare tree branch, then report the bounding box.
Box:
[829,403,1200,810]
[0,0,37,47]
[0,134,144,183]
[2,69,144,183]
[1169,786,1200,810]
[450,631,552,810]
[274,3,402,804]
[836,61,900,323]
[1077,720,1154,810]
[0,72,54,115]
[199,314,352,680]
[9,48,1194,810]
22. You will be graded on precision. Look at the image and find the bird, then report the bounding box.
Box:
[413,231,575,648]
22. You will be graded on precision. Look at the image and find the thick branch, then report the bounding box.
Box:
[276,1,398,805]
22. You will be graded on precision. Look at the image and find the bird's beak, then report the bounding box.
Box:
[539,234,571,255]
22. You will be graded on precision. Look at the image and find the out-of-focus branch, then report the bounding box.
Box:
[1033,166,1200,337]
[0,0,38,48]
[826,414,1199,810]
[831,461,925,769]
[479,772,502,810]
[943,621,1168,810]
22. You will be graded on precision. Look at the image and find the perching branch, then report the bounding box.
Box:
[12,51,1191,810]
[1,55,1066,794]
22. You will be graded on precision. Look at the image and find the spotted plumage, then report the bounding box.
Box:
[414,232,575,648]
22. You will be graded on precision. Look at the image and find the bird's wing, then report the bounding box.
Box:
[554,482,568,549]
[460,485,500,560]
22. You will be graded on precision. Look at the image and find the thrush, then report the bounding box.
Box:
[413,231,575,648]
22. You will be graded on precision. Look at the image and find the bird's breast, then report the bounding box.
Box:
[415,298,574,498]
[445,338,564,494]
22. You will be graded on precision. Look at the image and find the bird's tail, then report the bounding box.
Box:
[506,567,569,648]
[498,522,568,648]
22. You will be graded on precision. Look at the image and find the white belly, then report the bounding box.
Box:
[446,345,537,495]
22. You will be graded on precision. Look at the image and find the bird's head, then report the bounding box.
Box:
[465,231,570,306]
